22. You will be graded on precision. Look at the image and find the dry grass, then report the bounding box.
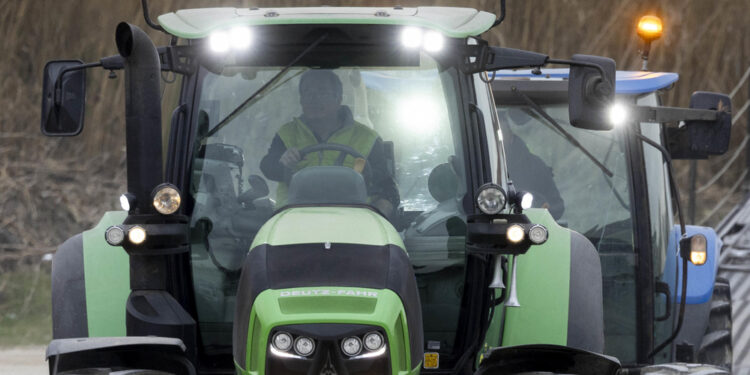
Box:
[0,0,748,269]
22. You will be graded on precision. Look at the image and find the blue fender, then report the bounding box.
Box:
[662,225,722,304]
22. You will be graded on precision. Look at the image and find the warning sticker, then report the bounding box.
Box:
[424,352,439,369]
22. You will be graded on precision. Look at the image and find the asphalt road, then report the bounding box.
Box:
[0,346,47,374]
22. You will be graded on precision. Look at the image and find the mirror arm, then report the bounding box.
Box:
[632,106,719,123]
[53,56,127,106]
[548,58,614,92]
[53,62,102,106]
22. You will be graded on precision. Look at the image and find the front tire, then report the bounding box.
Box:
[638,363,729,374]
[696,278,732,371]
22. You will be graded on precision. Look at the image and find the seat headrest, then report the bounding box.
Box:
[287,166,368,206]
[428,163,459,203]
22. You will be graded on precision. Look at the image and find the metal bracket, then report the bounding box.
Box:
[632,105,719,123]
[158,45,194,75]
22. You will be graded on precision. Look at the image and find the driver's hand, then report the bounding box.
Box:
[280,148,301,168]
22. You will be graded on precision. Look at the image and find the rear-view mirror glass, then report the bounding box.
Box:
[41,60,86,136]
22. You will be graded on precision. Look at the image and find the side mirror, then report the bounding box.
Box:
[568,54,616,130]
[41,60,86,136]
[667,92,732,159]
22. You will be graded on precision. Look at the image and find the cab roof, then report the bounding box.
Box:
[494,68,679,95]
[157,7,496,39]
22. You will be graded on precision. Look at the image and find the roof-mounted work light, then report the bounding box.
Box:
[401,27,445,52]
[209,26,253,53]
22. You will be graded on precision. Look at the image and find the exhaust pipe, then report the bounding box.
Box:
[116,22,162,215]
[489,255,506,289]
[505,256,520,307]
[115,24,196,355]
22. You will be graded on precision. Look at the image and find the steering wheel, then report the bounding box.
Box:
[297,143,365,164]
[294,143,372,182]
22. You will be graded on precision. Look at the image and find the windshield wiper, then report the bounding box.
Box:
[511,87,614,178]
[205,33,329,138]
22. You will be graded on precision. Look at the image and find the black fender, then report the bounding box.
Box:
[567,231,605,353]
[475,344,620,375]
[46,336,195,375]
[51,233,88,339]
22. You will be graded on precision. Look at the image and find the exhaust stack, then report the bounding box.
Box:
[116,22,162,214]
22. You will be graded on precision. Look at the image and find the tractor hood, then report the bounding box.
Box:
[234,206,422,374]
[251,206,405,249]
[157,6,496,39]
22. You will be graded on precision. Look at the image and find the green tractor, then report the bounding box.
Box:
[491,20,734,371]
[40,2,724,375]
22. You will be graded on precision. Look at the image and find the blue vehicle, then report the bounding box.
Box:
[491,68,733,372]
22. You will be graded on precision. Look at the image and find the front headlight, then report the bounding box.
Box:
[528,224,548,245]
[294,336,315,356]
[341,336,363,356]
[506,224,525,243]
[476,183,507,215]
[272,332,293,351]
[105,226,125,246]
[363,332,384,351]
[152,183,181,215]
[266,326,390,375]
[128,226,147,245]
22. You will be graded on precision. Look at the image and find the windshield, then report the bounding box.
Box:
[189,47,475,365]
[498,102,639,363]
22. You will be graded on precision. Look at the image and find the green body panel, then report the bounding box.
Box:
[500,208,572,347]
[477,289,505,366]
[81,211,130,336]
[235,287,420,375]
[158,7,495,39]
[251,206,405,249]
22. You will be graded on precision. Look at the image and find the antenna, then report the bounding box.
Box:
[490,0,506,29]
[141,0,165,33]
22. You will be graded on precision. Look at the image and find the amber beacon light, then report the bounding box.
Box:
[637,15,663,71]
[637,15,663,41]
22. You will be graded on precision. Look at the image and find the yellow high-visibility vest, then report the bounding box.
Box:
[275,117,378,205]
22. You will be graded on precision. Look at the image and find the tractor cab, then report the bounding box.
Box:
[492,68,732,369]
[40,4,631,375]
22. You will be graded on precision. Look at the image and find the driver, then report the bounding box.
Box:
[499,109,565,220]
[260,69,399,217]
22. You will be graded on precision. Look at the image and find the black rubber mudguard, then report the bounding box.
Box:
[51,233,88,339]
[46,336,195,375]
[475,344,621,375]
